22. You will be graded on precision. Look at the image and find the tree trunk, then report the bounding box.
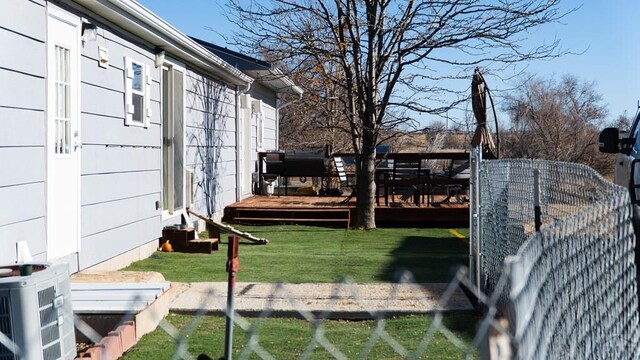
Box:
[355,130,377,229]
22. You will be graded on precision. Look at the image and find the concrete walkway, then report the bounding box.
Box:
[169,282,473,319]
[71,271,474,320]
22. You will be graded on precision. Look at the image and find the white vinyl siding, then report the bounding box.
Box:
[80,24,162,269]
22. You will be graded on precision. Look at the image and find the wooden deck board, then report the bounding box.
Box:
[224,195,468,227]
[226,195,466,208]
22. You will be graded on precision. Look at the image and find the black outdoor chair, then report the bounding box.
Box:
[430,159,470,204]
[391,158,427,205]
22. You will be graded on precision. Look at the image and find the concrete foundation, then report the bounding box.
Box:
[82,239,158,272]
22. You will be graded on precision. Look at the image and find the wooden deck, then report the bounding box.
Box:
[223,195,469,228]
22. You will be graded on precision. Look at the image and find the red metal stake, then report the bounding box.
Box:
[224,235,239,360]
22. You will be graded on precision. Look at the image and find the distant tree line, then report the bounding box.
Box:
[501,74,627,176]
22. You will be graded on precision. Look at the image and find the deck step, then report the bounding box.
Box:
[233,217,349,228]
[224,195,469,227]
[160,227,219,253]
[184,238,219,253]
[229,207,351,228]
[234,217,348,223]
[167,238,219,254]
[234,217,348,222]
[237,208,349,213]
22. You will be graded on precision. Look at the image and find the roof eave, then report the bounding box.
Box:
[71,0,253,87]
[248,69,304,96]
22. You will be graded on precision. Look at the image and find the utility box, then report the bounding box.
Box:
[0,263,76,360]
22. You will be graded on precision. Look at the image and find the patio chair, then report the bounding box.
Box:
[334,156,356,203]
[390,157,427,205]
[430,159,470,204]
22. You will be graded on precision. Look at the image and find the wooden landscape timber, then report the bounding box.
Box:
[188,209,269,245]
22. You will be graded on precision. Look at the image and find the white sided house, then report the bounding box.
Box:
[0,0,301,272]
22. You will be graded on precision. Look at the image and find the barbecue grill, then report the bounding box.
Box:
[265,151,285,175]
[265,150,325,177]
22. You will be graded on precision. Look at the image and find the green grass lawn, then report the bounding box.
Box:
[124,225,469,283]
[122,313,478,359]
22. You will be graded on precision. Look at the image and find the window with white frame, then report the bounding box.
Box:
[124,56,151,127]
[54,45,72,154]
[252,99,264,150]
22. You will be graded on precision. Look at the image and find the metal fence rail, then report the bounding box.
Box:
[475,158,640,359]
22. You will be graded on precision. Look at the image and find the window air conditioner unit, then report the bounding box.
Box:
[239,94,251,109]
[0,263,75,360]
[251,100,263,115]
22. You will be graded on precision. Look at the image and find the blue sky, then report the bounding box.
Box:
[139,0,640,125]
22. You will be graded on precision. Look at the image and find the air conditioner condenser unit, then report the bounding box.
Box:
[0,263,75,360]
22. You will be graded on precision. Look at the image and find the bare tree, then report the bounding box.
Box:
[610,112,633,133]
[503,74,612,174]
[278,60,353,152]
[227,0,572,228]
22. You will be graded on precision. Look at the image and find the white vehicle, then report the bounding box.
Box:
[600,112,640,224]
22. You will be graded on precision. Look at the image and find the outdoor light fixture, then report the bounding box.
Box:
[81,20,97,42]
[155,48,165,68]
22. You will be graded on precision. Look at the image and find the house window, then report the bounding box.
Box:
[124,57,150,127]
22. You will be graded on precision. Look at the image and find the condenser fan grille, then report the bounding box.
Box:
[0,294,14,359]
[38,287,61,360]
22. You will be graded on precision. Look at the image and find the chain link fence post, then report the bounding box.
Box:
[469,146,483,297]
[533,169,541,232]
[469,147,476,295]
[476,148,483,296]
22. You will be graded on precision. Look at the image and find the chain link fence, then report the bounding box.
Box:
[68,270,489,360]
[2,157,639,359]
[478,159,623,292]
[473,157,640,359]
